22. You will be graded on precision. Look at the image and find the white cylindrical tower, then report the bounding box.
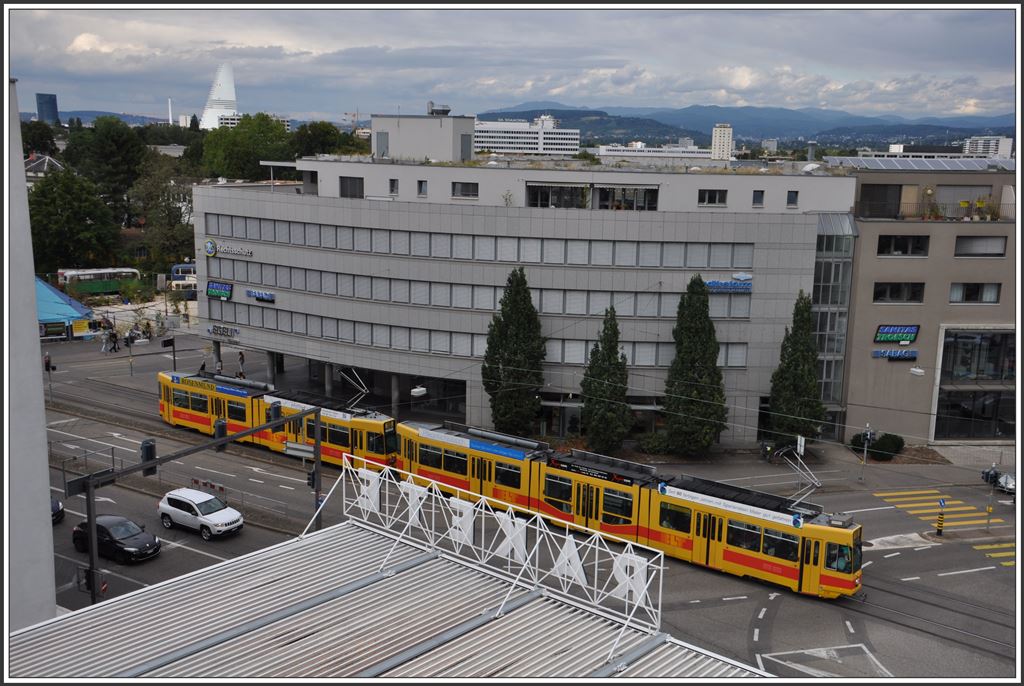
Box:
[200,63,238,130]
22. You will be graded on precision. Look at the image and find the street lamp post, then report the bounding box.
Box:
[859,422,871,482]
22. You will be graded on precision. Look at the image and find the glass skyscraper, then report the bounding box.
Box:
[35,93,58,125]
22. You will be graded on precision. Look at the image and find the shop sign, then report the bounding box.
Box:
[246,288,276,303]
[204,239,253,258]
[72,319,91,337]
[206,280,234,301]
[208,324,240,340]
[874,324,919,343]
[872,349,918,360]
[706,280,753,293]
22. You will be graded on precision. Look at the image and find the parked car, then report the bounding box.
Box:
[72,514,161,564]
[158,488,243,540]
[996,472,1015,496]
[51,495,65,524]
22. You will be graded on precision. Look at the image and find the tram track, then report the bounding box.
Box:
[840,578,1017,661]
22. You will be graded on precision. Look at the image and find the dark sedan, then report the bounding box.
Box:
[72,515,161,564]
[51,496,65,524]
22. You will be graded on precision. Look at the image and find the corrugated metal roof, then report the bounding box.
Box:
[11,464,770,679]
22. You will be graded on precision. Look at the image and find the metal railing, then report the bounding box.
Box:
[855,201,1014,221]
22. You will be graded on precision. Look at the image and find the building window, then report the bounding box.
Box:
[950,283,1000,304]
[752,189,765,207]
[698,189,727,206]
[339,176,364,199]
[877,235,929,256]
[452,182,479,198]
[417,180,428,196]
[873,282,925,303]
[527,184,588,209]
[717,343,747,368]
[388,178,399,195]
[941,331,1015,383]
[954,236,1007,257]
[786,190,799,207]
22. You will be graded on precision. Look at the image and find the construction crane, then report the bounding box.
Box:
[342,110,359,133]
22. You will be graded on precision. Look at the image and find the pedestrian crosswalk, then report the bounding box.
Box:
[873,489,1005,529]
[973,542,1016,567]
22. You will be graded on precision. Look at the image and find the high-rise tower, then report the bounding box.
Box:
[35,93,59,125]
[199,63,237,130]
[711,123,733,160]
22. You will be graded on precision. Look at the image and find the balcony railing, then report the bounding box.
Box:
[855,201,1015,221]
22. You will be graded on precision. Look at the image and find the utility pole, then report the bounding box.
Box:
[859,422,871,482]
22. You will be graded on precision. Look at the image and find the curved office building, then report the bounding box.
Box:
[199,63,237,130]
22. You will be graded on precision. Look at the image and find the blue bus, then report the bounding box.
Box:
[170,263,197,281]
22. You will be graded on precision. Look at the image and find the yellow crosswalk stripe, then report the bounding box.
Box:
[918,512,986,520]
[973,543,1016,550]
[1001,561,1015,567]
[894,500,963,508]
[906,506,973,514]
[881,494,954,503]
[931,518,1004,527]
[874,489,940,497]
[984,551,1016,558]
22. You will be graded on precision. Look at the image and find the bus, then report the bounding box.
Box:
[170,263,197,281]
[56,268,142,295]
[169,278,198,300]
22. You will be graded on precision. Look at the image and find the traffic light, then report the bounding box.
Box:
[265,402,281,425]
[306,470,316,488]
[214,419,227,452]
[140,438,157,477]
[43,353,55,372]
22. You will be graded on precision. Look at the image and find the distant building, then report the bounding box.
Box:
[24,152,64,189]
[179,114,191,127]
[678,137,694,148]
[761,138,778,153]
[217,113,292,133]
[199,63,237,130]
[594,142,716,166]
[711,123,733,160]
[865,145,974,159]
[474,115,580,155]
[35,93,58,125]
[962,135,1013,158]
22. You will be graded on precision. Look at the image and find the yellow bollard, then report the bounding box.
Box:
[936,512,944,536]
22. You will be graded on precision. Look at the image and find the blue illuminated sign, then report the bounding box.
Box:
[706,280,753,293]
[874,324,919,343]
[246,288,276,303]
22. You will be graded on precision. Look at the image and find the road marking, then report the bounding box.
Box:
[106,432,142,444]
[884,552,900,558]
[47,428,137,453]
[983,551,1015,558]
[688,599,701,604]
[278,484,295,491]
[937,566,995,577]
[752,628,759,642]
[244,465,306,483]
[768,593,779,601]
[1001,561,1015,567]
[844,505,895,514]
[52,553,149,586]
[48,419,78,426]
[895,500,964,509]
[873,489,940,497]
[918,511,986,520]
[974,543,1015,550]
[757,608,766,620]
[195,466,236,478]
[913,546,934,551]
[905,506,974,515]
[249,478,264,484]
[62,444,81,451]
[880,494,952,503]
[845,621,855,634]
[928,519,1004,527]
[722,595,747,601]
[160,539,228,561]
[901,576,920,581]
[861,561,873,568]
[74,495,117,504]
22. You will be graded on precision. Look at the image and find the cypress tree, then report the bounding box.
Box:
[580,307,633,454]
[663,275,728,455]
[481,267,546,434]
[189,114,200,132]
[768,290,825,444]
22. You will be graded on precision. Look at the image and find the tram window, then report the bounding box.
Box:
[443,449,468,475]
[726,519,761,552]
[659,502,692,533]
[189,393,209,413]
[329,426,349,447]
[287,418,301,435]
[419,444,442,469]
[367,432,385,454]
[162,385,171,404]
[763,528,800,561]
[602,487,633,525]
[803,542,811,565]
[813,541,820,566]
[543,474,573,513]
[227,400,246,422]
[173,389,190,409]
[494,462,521,489]
[825,542,853,572]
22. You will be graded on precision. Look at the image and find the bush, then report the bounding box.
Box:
[638,431,671,455]
[849,431,904,461]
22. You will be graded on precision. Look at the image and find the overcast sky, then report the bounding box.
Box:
[8,6,1019,123]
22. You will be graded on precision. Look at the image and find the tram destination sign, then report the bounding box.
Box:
[874,324,919,343]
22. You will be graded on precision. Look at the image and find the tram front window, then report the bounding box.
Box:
[852,529,863,572]
[825,541,855,573]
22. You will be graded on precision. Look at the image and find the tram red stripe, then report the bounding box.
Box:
[645,528,694,551]
[417,468,469,491]
[722,548,800,580]
[531,498,574,522]
[819,573,859,590]
[171,409,211,427]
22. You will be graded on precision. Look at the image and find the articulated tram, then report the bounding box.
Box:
[157,372,862,599]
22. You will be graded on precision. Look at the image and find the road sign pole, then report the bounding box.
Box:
[936,498,945,536]
[859,423,870,482]
[86,477,99,605]
[986,485,994,531]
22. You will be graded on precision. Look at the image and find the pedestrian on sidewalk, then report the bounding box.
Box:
[109,329,120,352]
[238,351,245,379]
[100,331,109,354]
[215,358,223,375]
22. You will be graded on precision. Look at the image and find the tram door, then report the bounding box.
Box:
[692,511,724,567]
[799,537,822,593]
[211,397,227,422]
[574,482,600,530]
[471,456,493,501]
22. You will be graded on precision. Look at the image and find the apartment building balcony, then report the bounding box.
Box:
[854,201,1015,222]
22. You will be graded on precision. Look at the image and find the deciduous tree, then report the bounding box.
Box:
[201,113,291,180]
[62,115,145,226]
[481,267,546,434]
[21,120,57,157]
[28,168,117,274]
[291,121,343,157]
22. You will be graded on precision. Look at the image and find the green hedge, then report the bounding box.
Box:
[849,432,905,461]
[638,431,671,455]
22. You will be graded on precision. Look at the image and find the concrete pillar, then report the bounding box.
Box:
[391,373,400,419]
[325,362,333,396]
[275,352,285,373]
[213,341,222,374]
[266,351,277,385]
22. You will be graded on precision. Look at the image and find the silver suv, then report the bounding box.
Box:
[158,488,244,540]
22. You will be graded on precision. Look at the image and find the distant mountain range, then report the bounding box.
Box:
[483,102,1016,142]
[19,110,169,126]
